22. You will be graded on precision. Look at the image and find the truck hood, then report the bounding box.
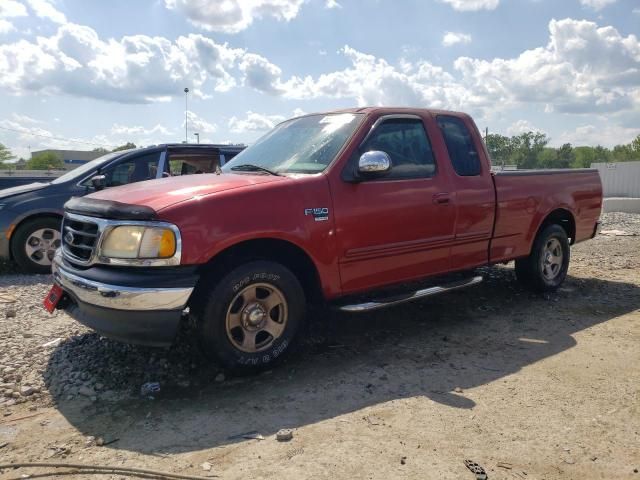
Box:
[87,173,288,212]
[0,182,49,200]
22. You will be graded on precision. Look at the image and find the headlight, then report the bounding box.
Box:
[101,225,177,259]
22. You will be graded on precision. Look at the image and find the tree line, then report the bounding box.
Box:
[486,132,640,169]
[0,142,137,170]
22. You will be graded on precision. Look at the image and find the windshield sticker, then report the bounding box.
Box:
[319,114,356,125]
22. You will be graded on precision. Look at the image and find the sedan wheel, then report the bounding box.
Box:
[25,228,61,266]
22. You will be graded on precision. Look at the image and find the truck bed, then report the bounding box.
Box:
[490,169,603,263]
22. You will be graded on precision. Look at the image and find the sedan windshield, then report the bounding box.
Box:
[222,113,363,175]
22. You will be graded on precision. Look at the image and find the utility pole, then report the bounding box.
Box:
[193,133,200,144]
[184,87,189,143]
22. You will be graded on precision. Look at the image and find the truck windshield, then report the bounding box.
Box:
[222,113,363,175]
[50,151,128,184]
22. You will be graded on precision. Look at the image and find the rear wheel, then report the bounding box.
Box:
[192,260,306,372]
[515,224,570,292]
[11,217,62,274]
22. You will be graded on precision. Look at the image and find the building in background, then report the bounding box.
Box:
[30,149,103,171]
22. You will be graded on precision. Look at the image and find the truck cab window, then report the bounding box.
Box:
[436,116,481,176]
[360,118,436,179]
[166,152,221,176]
[102,152,161,187]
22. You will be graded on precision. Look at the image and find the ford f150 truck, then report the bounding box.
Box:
[45,108,603,371]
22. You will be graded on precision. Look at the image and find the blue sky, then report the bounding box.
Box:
[0,0,638,159]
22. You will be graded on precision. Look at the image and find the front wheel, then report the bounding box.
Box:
[192,260,306,372]
[515,224,570,292]
[10,217,62,274]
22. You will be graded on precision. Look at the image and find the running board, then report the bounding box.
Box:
[338,275,483,313]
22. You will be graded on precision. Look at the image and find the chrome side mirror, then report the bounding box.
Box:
[358,151,391,174]
[90,174,106,191]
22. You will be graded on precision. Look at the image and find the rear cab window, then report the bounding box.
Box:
[436,115,481,176]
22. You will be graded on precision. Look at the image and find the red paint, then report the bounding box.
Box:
[89,107,603,300]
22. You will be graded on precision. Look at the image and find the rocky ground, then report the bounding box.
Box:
[0,213,639,479]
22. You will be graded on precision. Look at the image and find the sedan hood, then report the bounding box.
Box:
[0,182,49,200]
[87,173,288,212]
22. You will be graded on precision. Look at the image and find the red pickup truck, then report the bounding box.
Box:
[46,108,602,371]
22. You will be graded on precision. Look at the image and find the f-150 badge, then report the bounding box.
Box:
[304,207,329,222]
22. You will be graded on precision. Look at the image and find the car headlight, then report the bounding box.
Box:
[101,225,177,259]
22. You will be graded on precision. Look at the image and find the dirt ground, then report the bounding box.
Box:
[0,213,639,480]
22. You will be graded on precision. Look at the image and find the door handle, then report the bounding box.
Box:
[433,193,451,205]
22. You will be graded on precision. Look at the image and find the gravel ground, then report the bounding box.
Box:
[0,212,638,479]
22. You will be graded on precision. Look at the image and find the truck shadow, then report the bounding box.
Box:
[44,266,640,454]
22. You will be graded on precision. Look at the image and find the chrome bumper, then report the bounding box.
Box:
[52,252,193,311]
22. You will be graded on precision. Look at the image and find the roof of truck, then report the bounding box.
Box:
[312,106,469,117]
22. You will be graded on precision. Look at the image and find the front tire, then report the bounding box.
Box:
[11,217,62,274]
[192,261,306,373]
[515,224,570,292]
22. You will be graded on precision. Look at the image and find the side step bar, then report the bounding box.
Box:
[338,276,483,313]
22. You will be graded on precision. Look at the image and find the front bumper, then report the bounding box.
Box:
[52,252,198,346]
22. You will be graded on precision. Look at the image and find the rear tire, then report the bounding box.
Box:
[515,224,570,292]
[192,260,306,373]
[11,217,62,274]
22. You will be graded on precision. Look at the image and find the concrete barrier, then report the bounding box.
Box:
[602,197,640,214]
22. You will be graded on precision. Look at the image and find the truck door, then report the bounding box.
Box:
[332,114,456,294]
[435,115,496,271]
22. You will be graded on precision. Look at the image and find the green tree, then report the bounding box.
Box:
[573,146,597,168]
[0,143,15,169]
[611,144,634,162]
[555,143,575,168]
[26,152,65,170]
[92,147,109,154]
[536,147,558,168]
[593,145,611,163]
[112,142,136,152]
[631,135,640,156]
[485,134,513,166]
[510,132,549,169]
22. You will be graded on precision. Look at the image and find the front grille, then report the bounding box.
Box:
[62,216,100,264]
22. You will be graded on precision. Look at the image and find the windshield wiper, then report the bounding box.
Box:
[230,164,282,176]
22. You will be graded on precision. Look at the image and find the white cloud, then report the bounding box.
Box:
[1,115,177,159]
[453,18,640,114]
[0,0,28,33]
[558,124,638,147]
[438,0,499,11]
[111,124,172,136]
[0,19,14,34]
[442,32,472,47]
[256,46,465,110]
[579,0,617,11]
[228,111,286,133]
[234,17,639,123]
[164,0,305,34]
[26,0,67,24]
[183,111,217,133]
[325,0,341,8]
[11,113,43,125]
[506,120,545,136]
[239,53,285,94]
[0,23,247,103]
[0,0,28,18]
